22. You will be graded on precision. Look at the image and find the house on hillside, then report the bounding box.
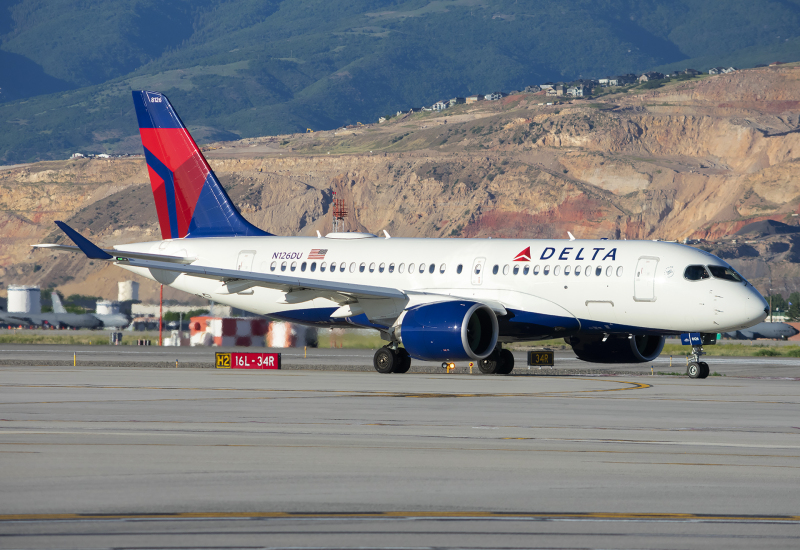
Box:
[484,92,503,101]
[567,85,589,97]
[721,67,737,74]
[598,78,610,86]
[524,85,541,93]
[683,68,700,76]
[708,67,723,75]
[465,95,483,104]
[432,100,449,111]
[545,85,566,97]
[539,83,554,90]
[638,72,664,82]
[378,116,387,123]
[449,97,465,107]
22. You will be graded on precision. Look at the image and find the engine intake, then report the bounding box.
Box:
[567,334,665,363]
[398,301,498,361]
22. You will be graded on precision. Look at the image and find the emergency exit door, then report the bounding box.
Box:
[236,250,256,271]
[471,257,486,285]
[634,256,659,302]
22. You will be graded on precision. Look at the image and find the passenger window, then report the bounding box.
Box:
[369,262,375,273]
[301,261,307,272]
[359,262,366,273]
[523,265,529,275]
[513,265,519,275]
[281,261,287,272]
[291,261,297,272]
[388,263,395,273]
[543,265,550,275]
[457,264,463,274]
[707,265,743,282]
[439,263,446,273]
[340,263,346,272]
[502,265,509,275]
[409,263,415,273]
[533,265,540,275]
[564,265,571,276]
[492,265,499,275]
[574,265,581,276]
[329,262,336,271]
[595,266,602,276]
[429,263,435,274]
[270,261,277,272]
[554,265,561,276]
[585,265,591,276]
[422,263,428,274]
[684,265,710,281]
[310,262,316,272]
[352,262,358,273]
[399,263,405,273]
[606,266,613,277]
[475,264,481,274]
[379,262,385,273]
[616,266,622,277]
[320,262,327,272]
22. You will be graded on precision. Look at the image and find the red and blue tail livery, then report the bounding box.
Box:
[132,90,271,239]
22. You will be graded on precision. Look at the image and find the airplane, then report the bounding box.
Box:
[32,90,769,379]
[0,292,130,329]
[723,321,799,340]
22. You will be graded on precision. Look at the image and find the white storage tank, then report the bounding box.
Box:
[118,281,139,302]
[8,285,41,314]
[95,300,121,315]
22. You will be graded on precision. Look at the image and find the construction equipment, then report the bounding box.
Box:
[306,128,314,133]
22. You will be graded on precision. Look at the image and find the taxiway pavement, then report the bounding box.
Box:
[0,363,799,548]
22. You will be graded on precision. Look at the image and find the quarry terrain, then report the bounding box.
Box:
[2,64,800,304]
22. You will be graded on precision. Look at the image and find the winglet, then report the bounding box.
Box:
[383,230,391,239]
[567,231,576,241]
[54,221,113,260]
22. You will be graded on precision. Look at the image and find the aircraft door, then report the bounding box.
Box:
[634,256,659,302]
[471,257,486,285]
[236,250,256,271]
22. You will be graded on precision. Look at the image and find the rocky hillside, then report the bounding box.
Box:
[2,64,800,303]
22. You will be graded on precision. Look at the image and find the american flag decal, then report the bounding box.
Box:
[308,248,328,259]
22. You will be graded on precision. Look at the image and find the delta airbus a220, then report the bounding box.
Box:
[34,91,769,378]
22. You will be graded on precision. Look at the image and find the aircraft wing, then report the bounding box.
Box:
[37,222,510,320]
[36,221,406,305]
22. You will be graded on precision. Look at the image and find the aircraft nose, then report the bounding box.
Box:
[743,288,770,326]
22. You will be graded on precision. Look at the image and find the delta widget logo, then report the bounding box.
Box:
[513,246,531,261]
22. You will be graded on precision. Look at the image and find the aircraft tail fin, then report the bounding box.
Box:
[51,291,66,314]
[131,90,271,239]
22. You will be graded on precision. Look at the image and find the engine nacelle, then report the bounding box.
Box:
[398,301,498,361]
[567,334,665,363]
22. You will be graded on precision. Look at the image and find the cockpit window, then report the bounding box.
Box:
[707,265,743,282]
[684,265,710,281]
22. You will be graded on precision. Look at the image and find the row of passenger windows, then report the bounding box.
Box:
[270,261,452,274]
[487,264,623,277]
[268,260,622,278]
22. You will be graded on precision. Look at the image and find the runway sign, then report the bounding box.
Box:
[527,350,554,366]
[216,352,281,369]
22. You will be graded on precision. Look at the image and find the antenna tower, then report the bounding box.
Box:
[332,190,348,233]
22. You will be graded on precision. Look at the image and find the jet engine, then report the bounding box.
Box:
[567,334,665,363]
[397,301,498,361]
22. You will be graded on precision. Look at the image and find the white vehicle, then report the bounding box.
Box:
[35,91,768,378]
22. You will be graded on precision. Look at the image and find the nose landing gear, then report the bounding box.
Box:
[687,345,710,379]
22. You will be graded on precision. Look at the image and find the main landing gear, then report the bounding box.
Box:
[478,346,515,375]
[373,345,411,374]
[687,344,710,379]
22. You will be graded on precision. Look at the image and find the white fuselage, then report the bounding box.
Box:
[114,234,768,339]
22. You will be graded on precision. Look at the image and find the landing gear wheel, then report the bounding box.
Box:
[496,349,515,375]
[687,362,701,379]
[393,349,411,373]
[698,361,710,379]
[479,354,499,374]
[373,347,395,374]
